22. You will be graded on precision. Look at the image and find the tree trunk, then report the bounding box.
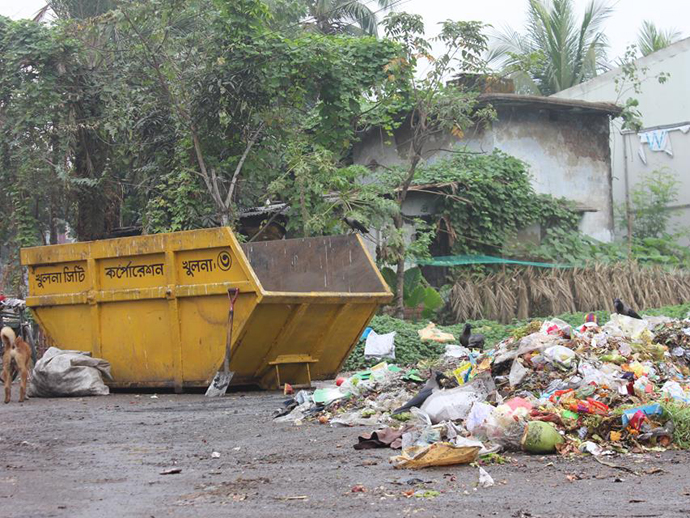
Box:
[220,211,231,227]
[393,152,422,319]
[393,213,405,318]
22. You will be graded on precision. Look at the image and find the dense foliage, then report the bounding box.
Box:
[0,0,403,292]
[414,150,580,257]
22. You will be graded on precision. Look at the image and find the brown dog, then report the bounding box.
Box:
[1,327,32,403]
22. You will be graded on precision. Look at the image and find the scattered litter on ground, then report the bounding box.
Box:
[478,467,494,488]
[275,311,690,473]
[160,468,182,475]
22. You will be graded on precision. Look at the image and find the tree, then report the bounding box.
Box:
[304,0,393,36]
[367,12,494,317]
[93,0,399,230]
[637,20,681,57]
[489,0,613,95]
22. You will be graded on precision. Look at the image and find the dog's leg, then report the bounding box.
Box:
[18,360,28,403]
[2,354,11,404]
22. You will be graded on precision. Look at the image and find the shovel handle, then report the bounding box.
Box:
[228,287,239,308]
[223,288,240,375]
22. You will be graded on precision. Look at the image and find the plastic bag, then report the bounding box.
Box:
[418,323,455,343]
[539,318,572,337]
[421,373,494,424]
[478,467,495,488]
[661,380,690,403]
[604,314,651,341]
[466,402,495,435]
[444,344,471,359]
[28,347,111,397]
[473,404,528,449]
[543,345,576,370]
[390,442,481,469]
[509,359,528,387]
[364,330,396,359]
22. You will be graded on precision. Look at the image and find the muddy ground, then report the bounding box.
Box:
[1,391,689,518]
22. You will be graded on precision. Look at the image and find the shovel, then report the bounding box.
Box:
[205,288,240,397]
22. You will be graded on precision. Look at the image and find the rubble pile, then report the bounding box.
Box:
[274,312,690,468]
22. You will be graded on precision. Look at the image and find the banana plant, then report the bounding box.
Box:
[381,266,443,319]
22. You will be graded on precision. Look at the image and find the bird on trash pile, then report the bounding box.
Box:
[613,298,642,320]
[460,323,485,349]
[392,371,448,415]
[342,216,369,234]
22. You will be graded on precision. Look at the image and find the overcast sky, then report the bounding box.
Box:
[2,0,688,63]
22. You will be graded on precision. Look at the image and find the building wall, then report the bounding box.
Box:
[554,38,690,242]
[353,106,615,243]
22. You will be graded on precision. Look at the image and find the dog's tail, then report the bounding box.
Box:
[1,326,16,349]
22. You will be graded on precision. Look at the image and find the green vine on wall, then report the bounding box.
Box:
[414,150,579,257]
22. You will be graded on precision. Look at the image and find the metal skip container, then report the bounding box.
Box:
[20,228,392,390]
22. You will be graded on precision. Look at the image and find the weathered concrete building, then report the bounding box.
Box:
[354,94,622,251]
[554,38,690,241]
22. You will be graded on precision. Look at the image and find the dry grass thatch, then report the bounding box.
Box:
[449,263,690,324]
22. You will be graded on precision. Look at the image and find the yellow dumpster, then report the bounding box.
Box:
[20,228,392,391]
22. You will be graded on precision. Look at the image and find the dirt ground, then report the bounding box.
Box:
[1,391,689,518]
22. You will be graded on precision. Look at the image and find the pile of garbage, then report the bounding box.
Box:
[274,313,690,469]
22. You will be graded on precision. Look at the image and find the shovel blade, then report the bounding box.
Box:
[205,370,234,397]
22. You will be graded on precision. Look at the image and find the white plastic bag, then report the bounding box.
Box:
[466,402,495,435]
[28,347,111,397]
[543,345,576,369]
[421,374,494,424]
[364,330,396,359]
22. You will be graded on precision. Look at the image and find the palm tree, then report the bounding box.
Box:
[637,20,682,57]
[306,0,393,36]
[488,0,613,95]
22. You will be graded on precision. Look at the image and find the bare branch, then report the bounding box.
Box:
[223,122,264,209]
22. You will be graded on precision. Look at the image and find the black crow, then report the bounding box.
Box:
[613,298,642,320]
[343,217,369,234]
[392,371,447,415]
[460,323,485,349]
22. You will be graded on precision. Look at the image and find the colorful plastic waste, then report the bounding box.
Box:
[621,403,663,427]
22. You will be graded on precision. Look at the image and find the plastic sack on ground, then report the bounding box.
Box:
[418,323,455,343]
[28,347,111,397]
[364,330,396,359]
[390,440,482,469]
[421,373,495,424]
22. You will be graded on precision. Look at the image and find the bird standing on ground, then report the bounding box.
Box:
[392,371,447,415]
[342,216,369,234]
[613,298,642,320]
[460,323,485,349]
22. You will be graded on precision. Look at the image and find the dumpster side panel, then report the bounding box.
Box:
[229,304,297,383]
[241,235,388,293]
[309,302,379,377]
[32,306,92,351]
[99,300,174,383]
[177,293,258,384]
